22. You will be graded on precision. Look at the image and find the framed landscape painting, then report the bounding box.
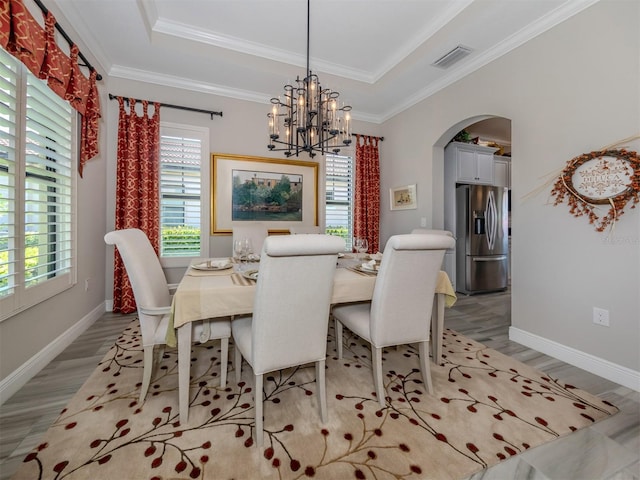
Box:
[211,153,318,234]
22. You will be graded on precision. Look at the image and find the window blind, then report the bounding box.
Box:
[159,133,202,257]
[325,154,353,251]
[23,75,73,288]
[0,55,18,298]
[0,47,76,319]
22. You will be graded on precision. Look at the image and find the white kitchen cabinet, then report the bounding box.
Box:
[445,141,497,185]
[494,156,511,188]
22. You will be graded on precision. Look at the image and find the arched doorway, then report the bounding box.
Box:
[432,115,512,292]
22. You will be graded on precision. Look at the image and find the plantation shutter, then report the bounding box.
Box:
[159,132,202,256]
[23,73,73,288]
[0,53,18,298]
[325,154,353,251]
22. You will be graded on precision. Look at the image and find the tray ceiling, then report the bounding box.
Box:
[51,0,598,123]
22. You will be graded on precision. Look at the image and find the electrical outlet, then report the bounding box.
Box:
[84,278,91,292]
[420,217,427,227]
[593,307,609,326]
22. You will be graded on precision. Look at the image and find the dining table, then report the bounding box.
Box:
[169,255,456,423]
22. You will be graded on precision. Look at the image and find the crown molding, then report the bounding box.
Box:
[108,65,269,104]
[152,17,373,84]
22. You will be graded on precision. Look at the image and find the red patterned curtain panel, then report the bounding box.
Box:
[112,98,161,313]
[0,1,9,49]
[3,0,101,175]
[354,135,381,254]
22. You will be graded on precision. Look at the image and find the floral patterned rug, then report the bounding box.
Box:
[12,320,618,480]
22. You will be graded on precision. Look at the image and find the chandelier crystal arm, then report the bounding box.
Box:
[267,0,351,158]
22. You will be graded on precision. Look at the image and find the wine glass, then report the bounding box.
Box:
[243,238,254,260]
[234,239,244,265]
[354,237,368,260]
[359,238,369,259]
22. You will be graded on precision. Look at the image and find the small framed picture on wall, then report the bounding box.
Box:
[389,184,417,211]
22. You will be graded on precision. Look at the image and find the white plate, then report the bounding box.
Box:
[242,269,259,280]
[192,261,233,271]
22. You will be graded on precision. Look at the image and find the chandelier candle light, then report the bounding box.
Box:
[268,0,352,158]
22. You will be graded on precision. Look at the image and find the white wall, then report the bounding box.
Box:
[381,0,639,376]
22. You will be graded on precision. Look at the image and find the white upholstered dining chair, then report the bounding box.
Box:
[232,223,268,257]
[104,228,231,403]
[232,234,345,446]
[288,225,321,234]
[332,233,455,407]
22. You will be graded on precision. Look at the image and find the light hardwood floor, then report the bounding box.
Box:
[0,291,638,479]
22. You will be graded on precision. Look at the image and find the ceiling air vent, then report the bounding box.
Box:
[432,45,473,69]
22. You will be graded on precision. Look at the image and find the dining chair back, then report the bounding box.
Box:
[333,233,455,407]
[232,234,345,446]
[288,225,321,234]
[105,228,230,403]
[410,228,454,237]
[232,223,268,257]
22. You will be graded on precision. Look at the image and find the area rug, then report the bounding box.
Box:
[12,320,617,480]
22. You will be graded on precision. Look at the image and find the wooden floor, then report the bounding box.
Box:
[0,291,638,479]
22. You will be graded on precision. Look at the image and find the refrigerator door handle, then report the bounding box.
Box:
[486,190,498,251]
[472,255,507,262]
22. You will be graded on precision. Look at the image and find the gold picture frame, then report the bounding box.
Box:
[389,184,417,210]
[211,153,318,235]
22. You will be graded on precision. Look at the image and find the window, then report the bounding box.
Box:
[159,123,209,265]
[325,153,353,251]
[0,48,76,320]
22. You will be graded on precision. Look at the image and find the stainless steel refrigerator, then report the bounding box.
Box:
[455,184,509,294]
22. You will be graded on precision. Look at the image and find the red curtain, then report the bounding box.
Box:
[112,98,161,313]
[41,11,70,97]
[3,0,101,174]
[353,135,381,253]
[79,70,100,176]
[1,1,11,49]
[7,0,45,76]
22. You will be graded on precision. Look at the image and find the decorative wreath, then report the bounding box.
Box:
[550,148,640,232]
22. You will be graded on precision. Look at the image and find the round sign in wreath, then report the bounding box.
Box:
[550,148,640,232]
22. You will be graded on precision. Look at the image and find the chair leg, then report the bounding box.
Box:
[335,318,343,359]
[372,346,385,407]
[154,345,165,367]
[139,345,155,403]
[418,341,434,394]
[316,359,327,423]
[220,337,228,388]
[255,373,264,447]
[234,343,242,384]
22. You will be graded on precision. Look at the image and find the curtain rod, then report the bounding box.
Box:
[32,0,102,81]
[108,94,223,119]
[352,133,384,141]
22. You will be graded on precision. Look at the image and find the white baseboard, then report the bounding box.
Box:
[0,302,106,405]
[509,327,640,392]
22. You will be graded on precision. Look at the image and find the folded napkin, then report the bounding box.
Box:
[369,252,383,261]
[362,259,379,271]
[193,258,231,269]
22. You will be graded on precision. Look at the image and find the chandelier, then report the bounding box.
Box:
[267,0,352,158]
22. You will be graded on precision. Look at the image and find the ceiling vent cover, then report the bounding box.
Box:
[432,45,473,69]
